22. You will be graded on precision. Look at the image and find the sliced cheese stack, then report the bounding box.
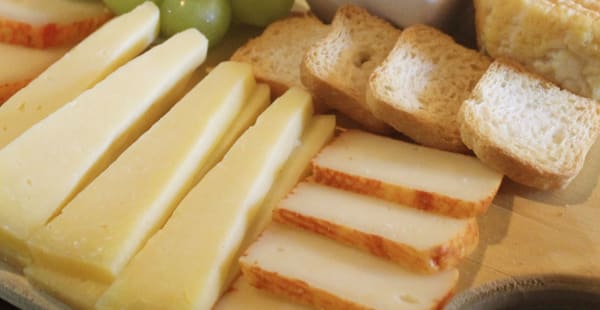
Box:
[215,276,310,310]
[0,2,159,148]
[225,115,336,285]
[240,223,458,310]
[23,61,257,308]
[274,182,478,273]
[313,130,503,218]
[96,88,313,310]
[0,28,208,268]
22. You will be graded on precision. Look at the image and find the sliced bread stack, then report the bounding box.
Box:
[231,129,503,310]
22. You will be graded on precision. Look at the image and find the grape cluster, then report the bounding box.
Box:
[103,0,294,47]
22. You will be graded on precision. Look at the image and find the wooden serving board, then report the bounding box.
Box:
[2,1,599,308]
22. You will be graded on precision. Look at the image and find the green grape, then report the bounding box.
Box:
[231,0,293,27]
[103,0,164,15]
[160,0,231,47]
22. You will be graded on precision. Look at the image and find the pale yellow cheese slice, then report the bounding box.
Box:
[225,114,336,285]
[241,223,459,310]
[96,87,313,310]
[214,276,309,310]
[0,0,109,25]
[0,2,159,148]
[24,266,107,310]
[26,61,256,285]
[0,43,70,84]
[0,29,208,268]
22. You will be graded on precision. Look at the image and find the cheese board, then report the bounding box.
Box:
[1,0,599,309]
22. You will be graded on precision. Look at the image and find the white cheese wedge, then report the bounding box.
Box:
[96,87,313,310]
[313,130,503,218]
[24,266,107,310]
[214,276,309,310]
[241,223,458,310]
[0,2,159,148]
[274,182,478,273]
[0,29,208,268]
[0,0,109,26]
[225,115,336,285]
[27,61,255,286]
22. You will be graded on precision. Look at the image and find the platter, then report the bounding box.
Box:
[1,0,599,309]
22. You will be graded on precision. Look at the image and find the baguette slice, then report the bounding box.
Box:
[458,59,600,190]
[240,223,458,310]
[301,4,399,133]
[273,182,478,273]
[312,130,503,218]
[368,24,491,153]
[231,13,329,112]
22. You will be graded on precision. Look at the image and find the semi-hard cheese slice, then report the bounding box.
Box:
[96,87,313,310]
[313,130,503,218]
[274,182,478,273]
[241,223,459,310]
[0,2,159,148]
[214,276,309,310]
[225,114,336,285]
[24,266,107,310]
[27,61,256,286]
[0,29,208,268]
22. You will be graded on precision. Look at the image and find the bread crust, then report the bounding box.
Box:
[458,59,599,190]
[312,164,496,218]
[300,5,399,134]
[273,206,479,274]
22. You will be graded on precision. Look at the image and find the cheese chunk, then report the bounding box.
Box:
[313,130,503,218]
[274,182,478,273]
[225,115,335,285]
[96,88,312,310]
[241,224,458,310]
[24,266,107,310]
[27,61,255,285]
[0,2,159,148]
[214,276,309,310]
[0,29,208,268]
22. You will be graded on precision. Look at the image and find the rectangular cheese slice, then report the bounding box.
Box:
[0,2,160,148]
[241,223,458,310]
[214,276,309,310]
[0,29,208,268]
[274,182,478,273]
[24,266,107,310]
[26,61,255,285]
[313,130,503,218]
[225,114,336,285]
[96,87,313,310]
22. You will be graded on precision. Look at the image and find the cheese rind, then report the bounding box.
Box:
[96,88,313,310]
[0,2,159,148]
[214,276,309,310]
[0,29,208,268]
[241,224,458,310]
[27,61,255,284]
[225,115,336,285]
[274,182,478,273]
[313,130,503,217]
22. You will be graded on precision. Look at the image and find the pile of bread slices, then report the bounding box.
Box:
[233,3,600,191]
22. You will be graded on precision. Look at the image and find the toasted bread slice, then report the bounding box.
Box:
[231,13,329,112]
[240,223,458,310]
[474,0,600,99]
[368,24,491,153]
[458,59,600,190]
[312,130,503,218]
[301,4,400,133]
[273,182,479,273]
[0,0,112,48]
